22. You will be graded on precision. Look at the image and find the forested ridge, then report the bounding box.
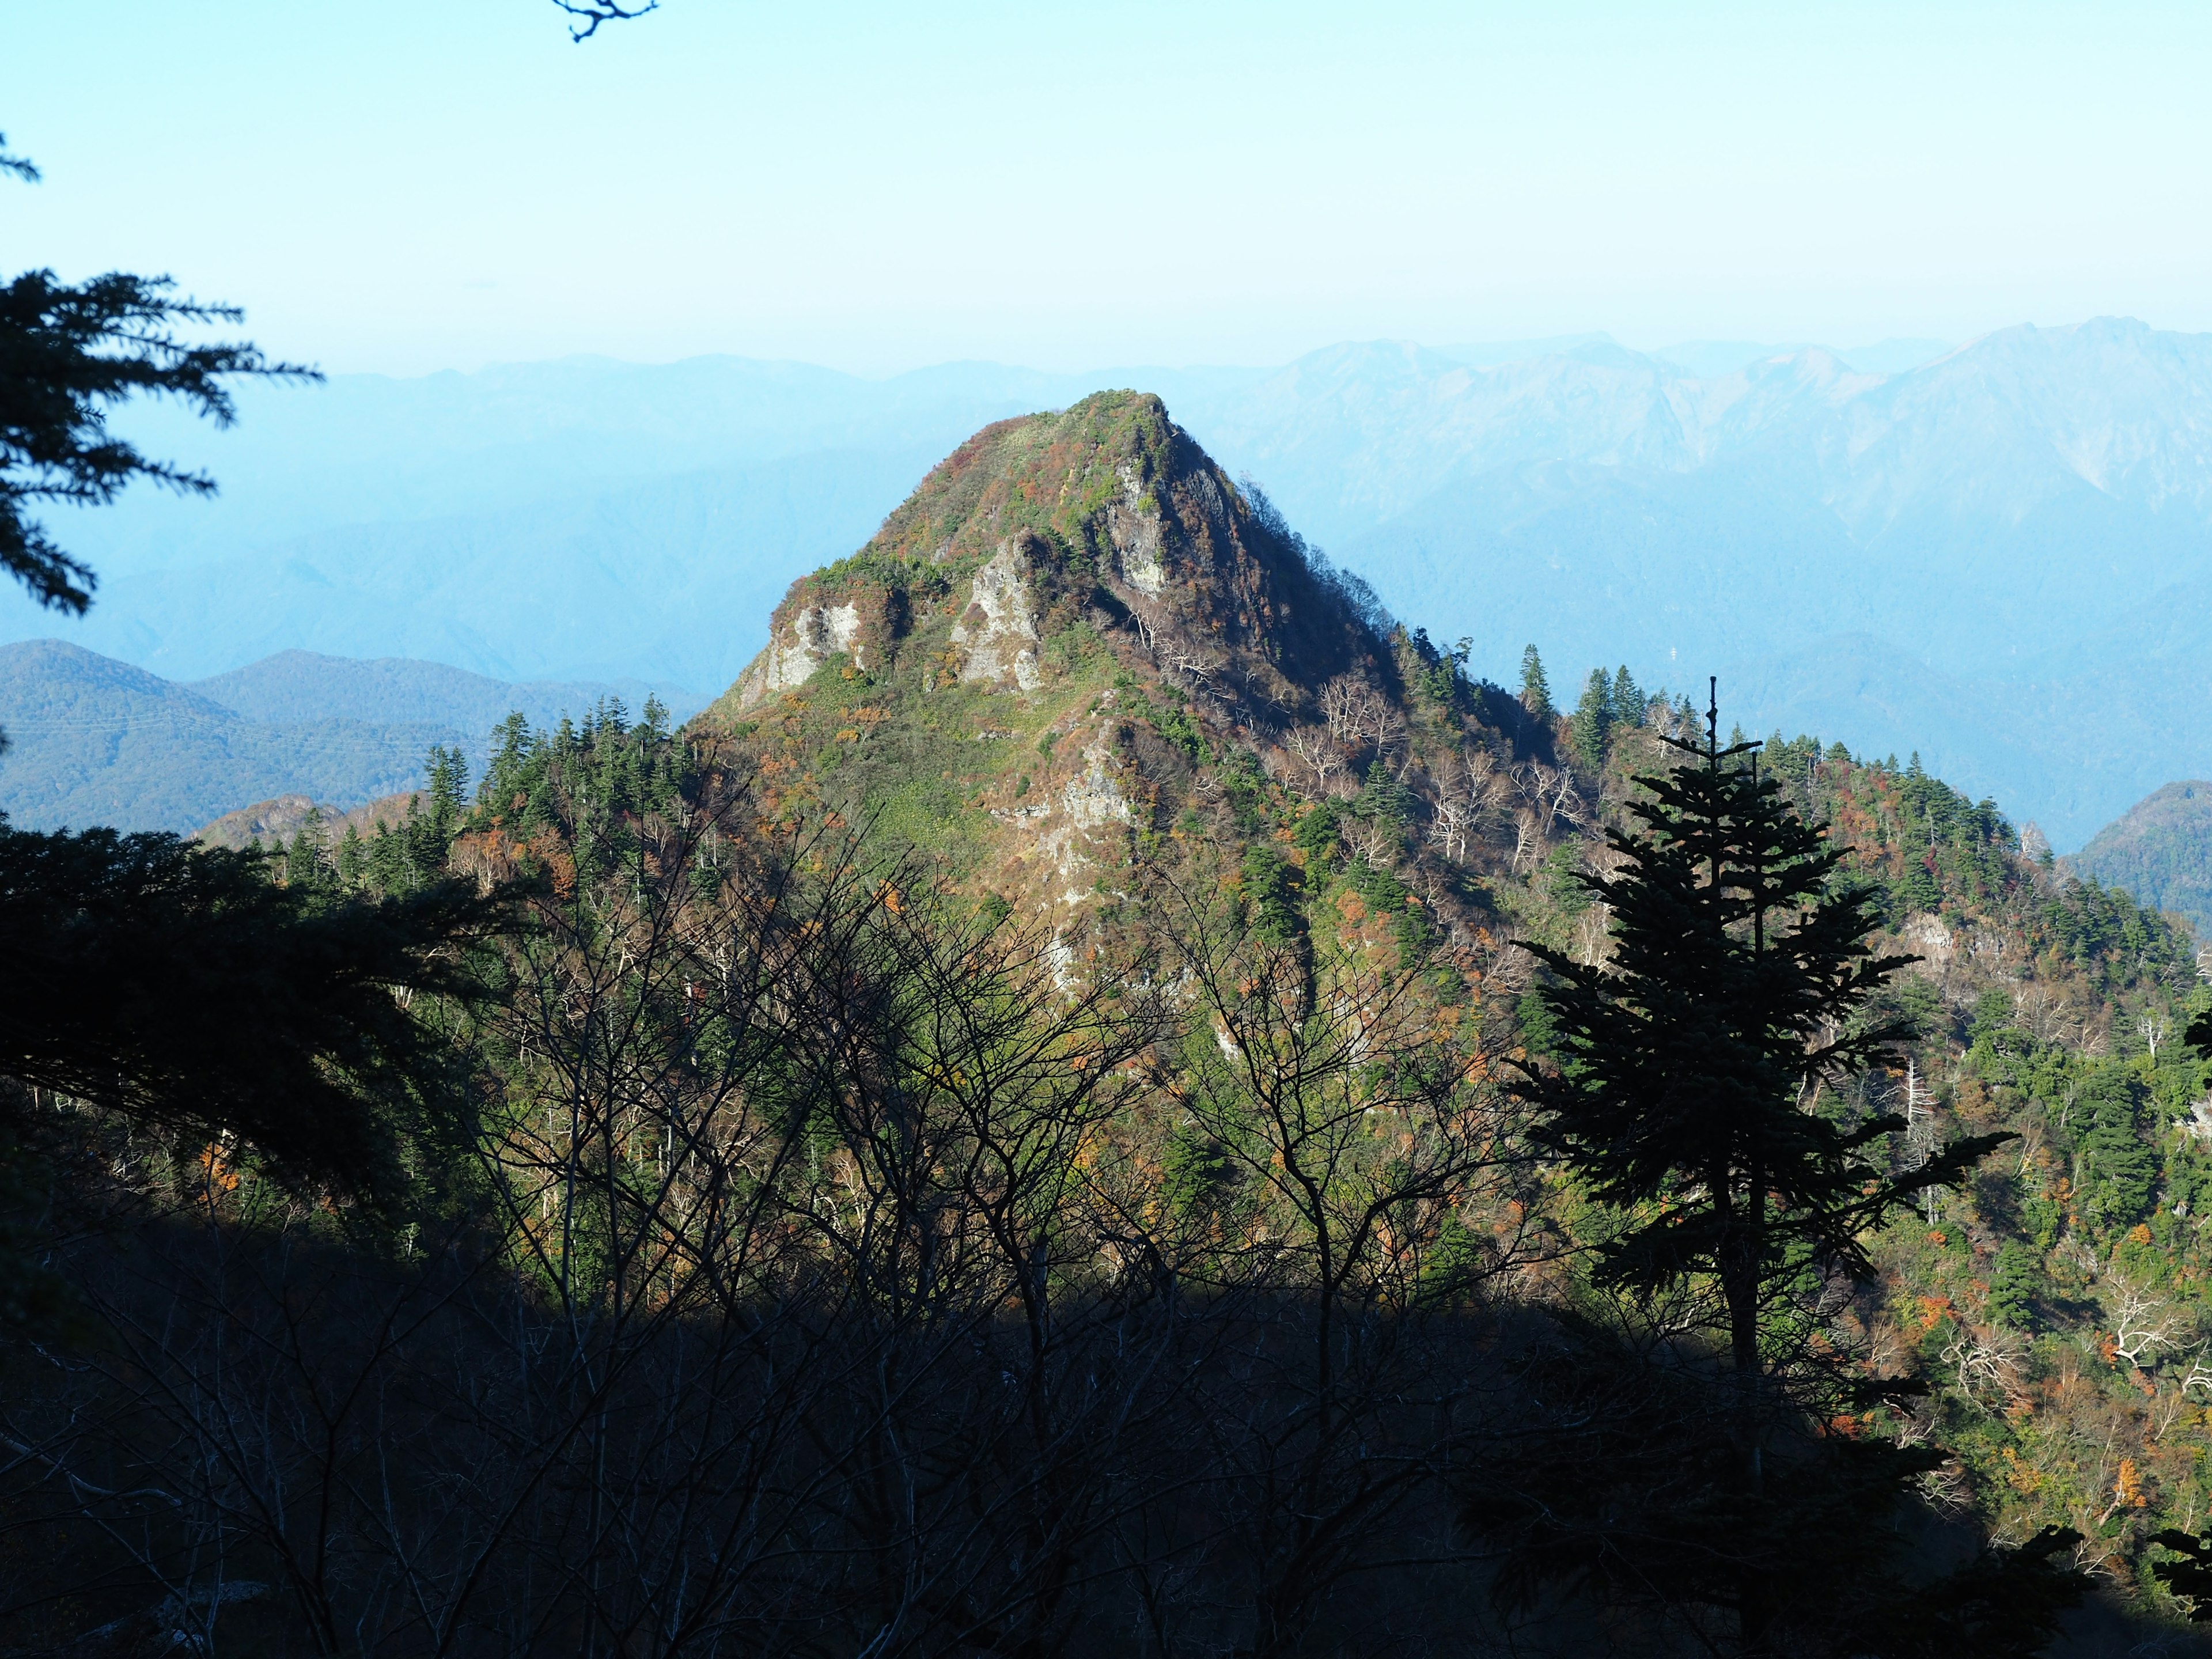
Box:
[2069,782,2212,941]
[6,391,2212,1656]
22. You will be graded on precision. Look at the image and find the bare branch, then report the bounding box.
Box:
[553,0,658,40]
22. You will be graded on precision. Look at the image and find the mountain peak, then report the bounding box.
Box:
[696,393,1467,928]
[717,391,1384,724]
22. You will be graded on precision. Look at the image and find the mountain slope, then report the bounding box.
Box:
[189,650,700,730]
[677,397,2206,1633]
[0,641,440,834]
[190,790,424,851]
[693,390,1442,926]
[2067,779,2212,935]
[0,642,702,833]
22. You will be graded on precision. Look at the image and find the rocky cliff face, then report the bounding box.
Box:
[699,391,1531,945]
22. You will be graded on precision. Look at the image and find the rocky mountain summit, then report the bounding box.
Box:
[699,390,1536,944]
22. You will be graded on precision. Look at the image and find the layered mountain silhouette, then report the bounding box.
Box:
[7,319,2211,842]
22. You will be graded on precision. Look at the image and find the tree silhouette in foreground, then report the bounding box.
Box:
[1480,683,2088,1656]
[0,135,489,1325]
[0,135,317,616]
[0,828,495,1200]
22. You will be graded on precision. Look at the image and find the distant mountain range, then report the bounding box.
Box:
[0,642,704,833]
[6,320,2212,844]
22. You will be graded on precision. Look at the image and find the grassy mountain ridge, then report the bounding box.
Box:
[690,389,1510,947]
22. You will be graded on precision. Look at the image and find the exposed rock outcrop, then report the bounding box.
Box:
[726,581,909,713]
[952,539,1043,691]
[192,790,425,851]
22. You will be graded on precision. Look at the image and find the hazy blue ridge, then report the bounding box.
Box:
[0,641,702,834]
[2067,781,2212,939]
[10,319,2212,843]
[190,650,705,730]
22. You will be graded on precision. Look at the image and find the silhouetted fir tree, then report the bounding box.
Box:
[1518,643,1553,718]
[0,137,316,618]
[1485,681,2084,1655]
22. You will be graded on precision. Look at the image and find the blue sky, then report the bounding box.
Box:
[6,1,2210,375]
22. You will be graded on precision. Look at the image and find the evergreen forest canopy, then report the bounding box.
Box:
[8,133,2212,1658]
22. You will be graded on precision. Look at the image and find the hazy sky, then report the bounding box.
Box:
[6,1,2210,376]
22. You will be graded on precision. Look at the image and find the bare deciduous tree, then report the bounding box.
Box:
[2108,1269,2184,1368]
[1285,724,1347,798]
[1145,873,1533,1656]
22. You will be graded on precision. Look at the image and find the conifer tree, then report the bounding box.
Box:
[1518,643,1553,718]
[1567,667,1613,768]
[1499,680,2083,1653]
[1609,662,1645,728]
[0,132,490,1246]
[0,135,316,616]
[0,827,491,1203]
